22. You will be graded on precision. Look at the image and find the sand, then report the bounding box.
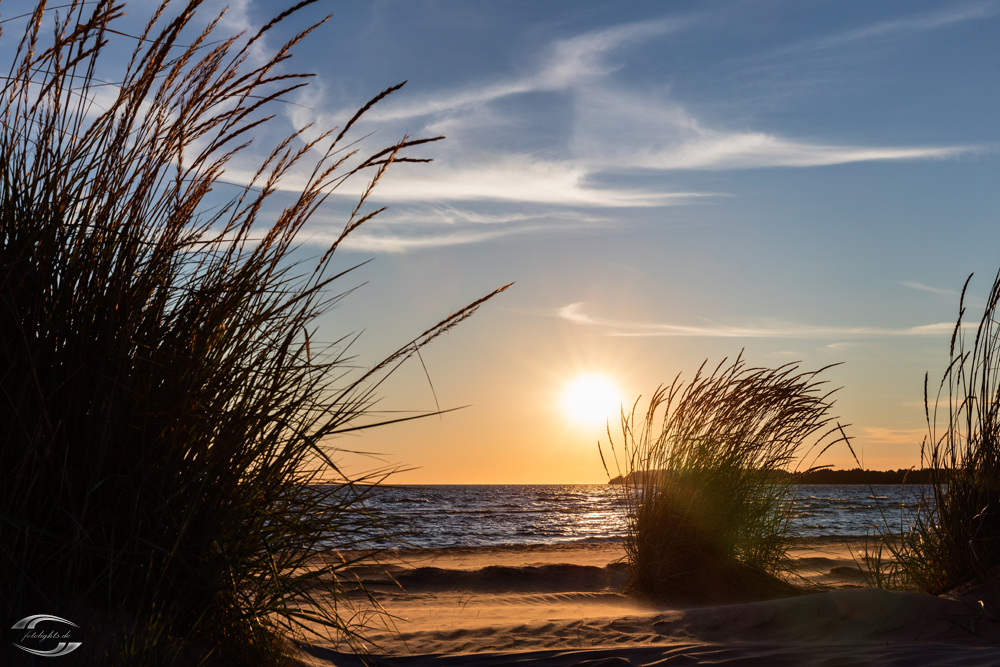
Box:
[294,539,1000,666]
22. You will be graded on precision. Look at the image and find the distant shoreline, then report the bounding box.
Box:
[608,468,945,485]
[794,468,944,485]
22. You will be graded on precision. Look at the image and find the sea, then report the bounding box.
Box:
[352,484,927,550]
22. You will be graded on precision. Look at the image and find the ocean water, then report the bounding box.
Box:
[351,483,927,550]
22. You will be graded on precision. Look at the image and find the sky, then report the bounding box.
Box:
[9,0,1000,483]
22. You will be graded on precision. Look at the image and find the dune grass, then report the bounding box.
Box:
[863,271,1000,596]
[0,1,507,664]
[602,355,840,602]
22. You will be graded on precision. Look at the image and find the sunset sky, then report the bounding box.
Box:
[309,0,1000,483]
[14,0,1000,483]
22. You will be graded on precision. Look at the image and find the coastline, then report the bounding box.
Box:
[294,538,1000,666]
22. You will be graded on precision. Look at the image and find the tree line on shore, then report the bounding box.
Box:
[608,467,946,485]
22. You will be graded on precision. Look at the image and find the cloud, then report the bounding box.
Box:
[896,280,987,308]
[824,342,868,351]
[571,85,977,171]
[222,151,719,209]
[348,159,716,207]
[355,19,686,124]
[558,302,955,338]
[368,206,576,227]
[210,153,713,253]
[861,427,927,446]
[185,220,542,255]
[297,207,615,253]
[800,2,1000,52]
[330,227,525,253]
[896,281,959,295]
[632,135,973,171]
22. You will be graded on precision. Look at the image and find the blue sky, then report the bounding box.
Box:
[11,0,1000,482]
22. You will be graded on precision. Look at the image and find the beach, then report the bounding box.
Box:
[295,539,1000,666]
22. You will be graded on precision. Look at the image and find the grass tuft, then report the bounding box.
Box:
[602,353,840,603]
[863,269,1000,597]
[0,1,506,663]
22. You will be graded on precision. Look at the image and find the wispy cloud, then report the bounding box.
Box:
[346,159,716,207]
[558,302,954,338]
[298,207,615,253]
[861,427,927,446]
[334,227,527,253]
[366,206,594,227]
[218,156,712,208]
[824,342,868,351]
[632,135,973,170]
[355,19,687,123]
[896,281,959,295]
[570,81,977,171]
[896,280,987,308]
[800,2,1000,52]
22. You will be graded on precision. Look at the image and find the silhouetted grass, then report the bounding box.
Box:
[0,1,507,664]
[602,355,840,602]
[863,271,1000,597]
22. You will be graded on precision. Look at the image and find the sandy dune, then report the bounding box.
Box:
[295,540,1000,666]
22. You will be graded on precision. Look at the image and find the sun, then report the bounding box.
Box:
[562,374,622,428]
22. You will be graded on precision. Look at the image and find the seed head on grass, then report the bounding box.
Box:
[0,1,507,664]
